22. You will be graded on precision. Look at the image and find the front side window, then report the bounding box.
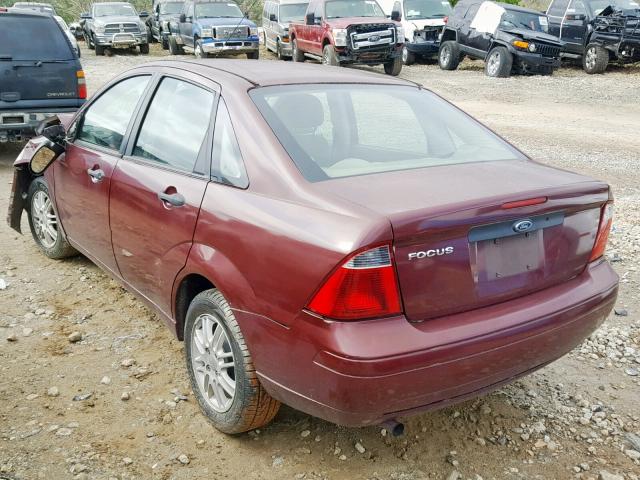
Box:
[133,77,215,173]
[76,76,150,151]
[94,3,137,16]
[325,0,385,18]
[403,0,452,20]
[196,2,243,17]
[251,84,525,182]
[212,100,249,188]
[547,0,570,16]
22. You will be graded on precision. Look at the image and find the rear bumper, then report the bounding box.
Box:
[0,107,81,138]
[236,260,618,426]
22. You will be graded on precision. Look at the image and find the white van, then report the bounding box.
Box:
[262,0,309,59]
[378,0,452,64]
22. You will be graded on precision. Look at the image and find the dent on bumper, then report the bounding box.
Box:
[235,260,618,426]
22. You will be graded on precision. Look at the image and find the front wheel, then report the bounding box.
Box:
[161,34,169,50]
[168,35,184,55]
[27,177,76,260]
[139,43,149,54]
[438,41,460,70]
[194,40,207,58]
[402,45,415,65]
[95,42,105,56]
[292,38,305,62]
[484,46,512,77]
[383,56,402,76]
[322,44,340,66]
[583,43,608,74]
[84,32,94,49]
[184,289,281,434]
[246,50,259,59]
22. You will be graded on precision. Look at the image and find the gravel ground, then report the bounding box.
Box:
[0,42,639,480]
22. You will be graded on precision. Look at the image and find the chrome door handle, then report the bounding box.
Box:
[87,168,105,183]
[158,191,185,207]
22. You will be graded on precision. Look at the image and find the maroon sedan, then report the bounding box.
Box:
[7,60,618,434]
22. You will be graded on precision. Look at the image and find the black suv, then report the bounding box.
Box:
[0,8,85,142]
[547,0,640,73]
[439,0,563,77]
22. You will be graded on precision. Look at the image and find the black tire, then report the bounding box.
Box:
[194,39,207,58]
[438,41,460,70]
[246,50,259,59]
[276,41,284,60]
[161,34,169,50]
[95,42,105,56]
[168,35,184,55]
[583,43,608,74]
[402,45,415,65]
[184,289,281,434]
[484,46,512,78]
[139,43,149,54]
[27,177,76,260]
[84,32,94,49]
[322,44,339,66]
[384,56,403,76]
[146,26,154,43]
[292,38,305,62]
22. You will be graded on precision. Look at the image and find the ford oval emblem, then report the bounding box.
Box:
[513,219,534,233]
[369,35,381,42]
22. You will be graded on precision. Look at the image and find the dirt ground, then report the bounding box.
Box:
[0,43,639,480]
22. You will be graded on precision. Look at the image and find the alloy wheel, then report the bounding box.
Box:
[440,46,450,65]
[31,190,57,249]
[190,313,236,413]
[585,47,596,70]
[487,51,501,76]
[195,43,203,58]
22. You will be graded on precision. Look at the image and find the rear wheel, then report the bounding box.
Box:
[384,56,403,76]
[184,289,281,434]
[322,44,339,66]
[27,178,76,260]
[438,41,460,70]
[583,43,608,74]
[139,43,149,54]
[246,50,259,59]
[484,46,512,77]
[292,38,305,62]
[402,45,415,65]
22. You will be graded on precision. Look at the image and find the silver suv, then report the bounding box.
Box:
[262,0,308,58]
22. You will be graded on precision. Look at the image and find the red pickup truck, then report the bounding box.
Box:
[289,0,404,75]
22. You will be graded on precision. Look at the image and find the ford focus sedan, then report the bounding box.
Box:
[7,61,618,434]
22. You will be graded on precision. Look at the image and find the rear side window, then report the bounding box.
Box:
[0,15,73,61]
[133,77,215,174]
[547,0,570,16]
[251,84,525,182]
[77,76,150,151]
[211,100,249,188]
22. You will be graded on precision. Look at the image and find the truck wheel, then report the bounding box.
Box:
[384,56,403,76]
[246,50,259,59]
[184,289,281,434]
[95,42,105,56]
[276,41,285,60]
[146,26,154,43]
[322,45,340,66]
[161,34,169,50]
[402,45,415,65]
[583,43,608,74]
[485,46,512,77]
[84,32,94,49]
[27,177,77,260]
[292,39,305,62]
[195,40,208,58]
[168,35,184,55]
[438,41,460,70]
[139,43,149,54]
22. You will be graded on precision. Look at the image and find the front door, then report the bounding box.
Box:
[54,75,151,274]
[110,74,217,317]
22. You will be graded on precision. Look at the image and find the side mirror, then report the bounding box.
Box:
[391,1,402,21]
[180,13,186,22]
[139,11,149,18]
[306,12,315,25]
[80,12,91,19]
[30,141,65,176]
[269,13,277,21]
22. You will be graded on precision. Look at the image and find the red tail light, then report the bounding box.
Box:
[308,245,402,321]
[77,70,87,99]
[590,202,613,262]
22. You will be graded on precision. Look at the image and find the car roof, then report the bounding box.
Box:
[269,0,309,4]
[1,7,53,16]
[94,2,133,5]
[136,59,416,88]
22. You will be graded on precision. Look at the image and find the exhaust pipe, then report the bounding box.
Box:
[381,419,405,437]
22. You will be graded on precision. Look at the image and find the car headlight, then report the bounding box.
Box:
[512,40,529,50]
[332,28,348,47]
[528,43,537,52]
[201,27,213,37]
[94,23,105,33]
[250,27,258,36]
[396,25,404,43]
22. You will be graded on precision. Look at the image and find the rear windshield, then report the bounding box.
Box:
[0,15,73,60]
[250,84,525,182]
[404,0,452,20]
[325,0,385,18]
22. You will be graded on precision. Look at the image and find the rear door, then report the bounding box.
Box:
[109,72,217,316]
[546,0,570,39]
[55,75,152,274]
[0,13,81,113]
[561,0,590,51]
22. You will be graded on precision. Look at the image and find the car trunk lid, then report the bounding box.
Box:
[313,160,609,321]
